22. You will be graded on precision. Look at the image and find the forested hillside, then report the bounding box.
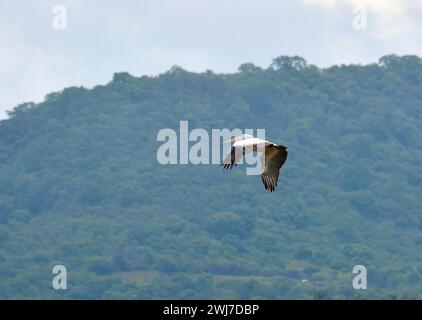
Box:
[0,55,421,299]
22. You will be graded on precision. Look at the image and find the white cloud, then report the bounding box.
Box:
[1,0,421,120]
[302,0,422,39]
[303,0,337,10]
[304,0,411,14]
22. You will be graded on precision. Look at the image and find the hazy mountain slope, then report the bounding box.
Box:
[0,55,421,299]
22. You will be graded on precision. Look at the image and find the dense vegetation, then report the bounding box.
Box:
[0,55,421,299]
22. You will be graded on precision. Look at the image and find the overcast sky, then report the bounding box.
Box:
[1,0,421,119]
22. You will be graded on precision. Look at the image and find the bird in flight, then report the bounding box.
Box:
[221,134,288,192]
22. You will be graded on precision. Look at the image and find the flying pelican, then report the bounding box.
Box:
[221,134,288,192]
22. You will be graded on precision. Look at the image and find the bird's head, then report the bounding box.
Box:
[223,133,254,144]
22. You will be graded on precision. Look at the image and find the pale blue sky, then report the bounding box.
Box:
[1,0,421,119]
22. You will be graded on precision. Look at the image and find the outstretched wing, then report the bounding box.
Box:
[261,145,288,192]
[221,145,255,170]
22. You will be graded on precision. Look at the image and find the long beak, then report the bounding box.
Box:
[223,139,232,144]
